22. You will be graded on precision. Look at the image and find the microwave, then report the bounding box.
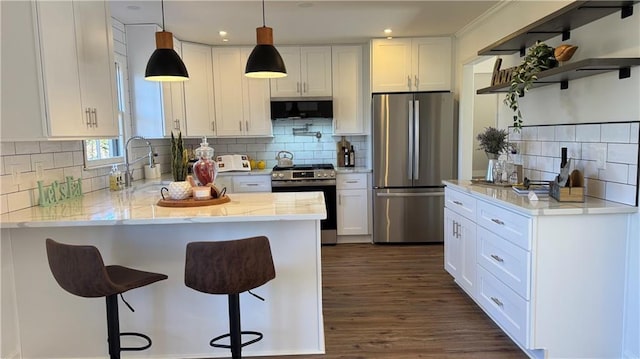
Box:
[270,98,333,120]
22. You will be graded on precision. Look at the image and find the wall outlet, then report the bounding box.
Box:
[595,144,607,169]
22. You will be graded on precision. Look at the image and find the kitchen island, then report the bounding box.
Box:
[0,181,327,359]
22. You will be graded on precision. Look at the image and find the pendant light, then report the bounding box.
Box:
[145,0,189,82]
[245,0,287,78]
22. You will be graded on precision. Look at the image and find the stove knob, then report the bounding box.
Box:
[272,173,277,178]
[278,173,284,178]
[323,173,328,177]
[330,171,335,177]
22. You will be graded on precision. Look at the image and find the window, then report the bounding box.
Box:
[82,53,128,168]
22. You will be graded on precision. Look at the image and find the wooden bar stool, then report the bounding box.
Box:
[45,238,168,359]
[185,236,276,359]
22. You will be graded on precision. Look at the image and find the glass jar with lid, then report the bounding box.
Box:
[192,137,217,186]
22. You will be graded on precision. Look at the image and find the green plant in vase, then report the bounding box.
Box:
[504,41,558,129]
[477,126,508,158]
[170,131,189,182]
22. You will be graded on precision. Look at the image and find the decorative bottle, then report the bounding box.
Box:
[192,137,217,186]
[348,145,356,167]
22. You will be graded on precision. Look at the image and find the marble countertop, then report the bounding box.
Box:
[443,180,638,216]
[1,180,326,229]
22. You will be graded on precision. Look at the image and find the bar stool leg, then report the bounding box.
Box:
[228,294,241,359]
[106,294,121,359]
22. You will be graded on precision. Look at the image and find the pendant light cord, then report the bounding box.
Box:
[161,0,166,30]
[262,0,266,27]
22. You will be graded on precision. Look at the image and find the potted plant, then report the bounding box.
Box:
[476,126,508,158]
[504,41,558,129]
[168,131,192,200]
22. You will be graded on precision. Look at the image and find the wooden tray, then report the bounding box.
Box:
[157,195,230,207]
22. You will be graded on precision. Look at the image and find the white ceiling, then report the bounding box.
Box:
[109,0,500,46]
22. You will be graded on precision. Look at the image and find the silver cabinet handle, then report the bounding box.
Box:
[91,108,97,127]
[414,75,419,89]
[297,82,301,94]
[491,218,505,225]
[245,183,259,186]
[345,180,358,184]
[491,296,504,307]
[338,194,342,206]
[407,100,414,180]
[85,108,92,127]
[174,119,180,130]
[246,121,249,132]
[452,220,458,237]
[453,200,463,206]
[490,254,504,263]
[211,121,216,132]
[413,100,420,179]
[303,82,307,93]
[407,75,411,89]
[456,222,461,238]
[239,121,242,131]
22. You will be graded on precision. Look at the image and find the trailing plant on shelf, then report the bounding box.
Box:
[504,41,558,129]
[476,126,508,157]
[170,131,188,182]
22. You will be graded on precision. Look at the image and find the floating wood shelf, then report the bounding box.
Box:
[476,58,640,94]
[478,1,639,56]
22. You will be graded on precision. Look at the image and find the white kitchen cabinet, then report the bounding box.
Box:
[444,182,633,358]
[1,0,118,140]
[371,37,451,92]
[212,47,272,137]
[336,173,369,235]
[270,46,332,98]
[332,46,365,135]
[181,42,216,137]
[126,24,185,138]
[444,187,477,297]
[216,174,272,193]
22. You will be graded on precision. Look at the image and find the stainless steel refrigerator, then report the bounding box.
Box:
[372,92,457,243]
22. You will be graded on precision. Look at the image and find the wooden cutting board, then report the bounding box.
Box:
[157,195,230,207]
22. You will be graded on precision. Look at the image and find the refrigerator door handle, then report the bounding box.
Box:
[414,100,420,180]
[408,100,414,180]
[375,192,444,198]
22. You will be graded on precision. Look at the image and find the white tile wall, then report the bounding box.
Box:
[509,122,640,206]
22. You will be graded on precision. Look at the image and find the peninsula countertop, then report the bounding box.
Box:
[443,180,638,216]
[0,180,326,228]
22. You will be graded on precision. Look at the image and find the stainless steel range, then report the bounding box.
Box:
[271,164,337,245]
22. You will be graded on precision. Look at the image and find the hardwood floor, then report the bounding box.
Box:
[255,243,526,359]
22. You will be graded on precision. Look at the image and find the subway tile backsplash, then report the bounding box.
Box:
[509,122,640,206]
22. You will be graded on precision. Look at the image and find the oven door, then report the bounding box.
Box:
[272,180,337,244]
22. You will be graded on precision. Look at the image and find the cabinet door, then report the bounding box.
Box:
[74,0,118,137]
[412,37,452,91]
[241,48,273,137]
[212,47,245,137]
[270,47,301,97]
[164,37,186,136]
[337,188,369,235]
[36,1,84,137]
[457,213,477,296]
[371,38,412,93]
[182,42,216,137]
[301,46,332,97]
[332,46,364,135]
[444,208,461,277]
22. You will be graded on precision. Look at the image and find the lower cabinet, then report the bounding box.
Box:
[215,174,271,194]
[336,173,370,236]
[444,184,632,358]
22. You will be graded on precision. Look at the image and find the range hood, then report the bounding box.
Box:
[270,97,333,120]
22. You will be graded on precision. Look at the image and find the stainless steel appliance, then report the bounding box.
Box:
[372,92,457,243]
[271,164,337,245]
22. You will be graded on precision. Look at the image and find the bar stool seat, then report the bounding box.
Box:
[185,236,276,359]
[45,238,167,359]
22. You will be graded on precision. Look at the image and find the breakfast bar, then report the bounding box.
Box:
[1,182,327,358]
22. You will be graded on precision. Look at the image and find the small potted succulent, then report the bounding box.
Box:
[504,41,558,129]
[167,131,192,199]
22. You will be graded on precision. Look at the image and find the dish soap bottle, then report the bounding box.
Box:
[193,137,217,186]
[109,165,122,191]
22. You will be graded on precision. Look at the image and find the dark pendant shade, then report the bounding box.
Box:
[145,48,189,81]
[245,44,287,79]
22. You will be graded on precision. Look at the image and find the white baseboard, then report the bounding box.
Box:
[337,235,371,244]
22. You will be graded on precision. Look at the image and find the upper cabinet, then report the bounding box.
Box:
[332,45,365,135]
[371,37,452,92]
[270,46,332,98]
[1,0,118,140]
[181,42,216,137]
[125,24,185,138]
[211,47,272,137]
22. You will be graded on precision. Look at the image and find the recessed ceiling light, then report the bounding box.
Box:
[384,29,392,35]
[126,5,140,10]
[219,31,227,37]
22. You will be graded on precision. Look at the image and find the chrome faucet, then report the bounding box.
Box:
[124,136,156,188]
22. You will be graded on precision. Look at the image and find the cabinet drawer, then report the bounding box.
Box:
[477,266,530,347]
[444,187,476,220]
[477,227,531,299]
[232,176,272,193]
[336,173,367,190]
[476,200,531,251]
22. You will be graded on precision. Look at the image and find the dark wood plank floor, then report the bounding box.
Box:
[254,243,526,359]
